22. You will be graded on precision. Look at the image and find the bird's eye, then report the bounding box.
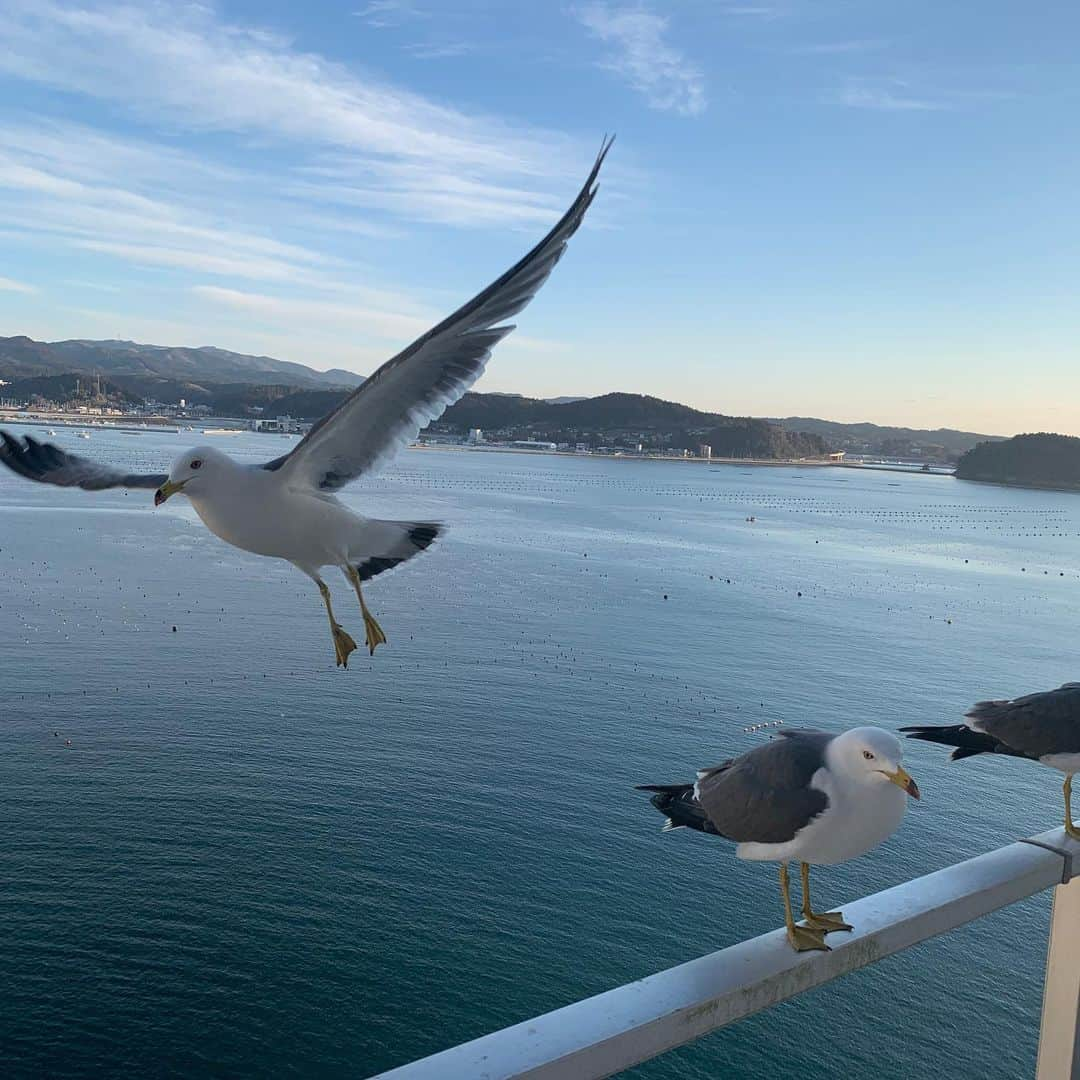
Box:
[862,750,875,760]
[190,459,202,470]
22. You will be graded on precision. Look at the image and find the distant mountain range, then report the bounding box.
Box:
[433,394,999,459]
[0,335,362,390]
[0,335,1003,460]
[768,417,1002,457]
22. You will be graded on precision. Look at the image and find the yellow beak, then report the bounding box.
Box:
[884,766,920,800]
[154,478,186,506]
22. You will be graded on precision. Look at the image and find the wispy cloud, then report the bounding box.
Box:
[791,39,887,56]
[192,285,565,360]
[353,0,424,28]
[721,5,787,18]
[0,0,608,245]
[0,1,580,181]
[74,240,327,282]
[354,1,472,61]
[62,279,123,293]
[0,120,343,286]
[404,40,475,60]
[193,285,434,341]
[826,79,948,112]
[293,157,568,229]
[574,2,706,117]
[0,1,604,375]
[0,275,36,293]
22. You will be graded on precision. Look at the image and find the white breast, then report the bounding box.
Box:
[736,768,907,866]
[188,476,362,567]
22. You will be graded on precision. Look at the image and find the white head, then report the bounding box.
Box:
[827,727,920,799]
[154,446,232,506]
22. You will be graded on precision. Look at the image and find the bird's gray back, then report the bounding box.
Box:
[967,683,1080,759]
[695,730,834,844]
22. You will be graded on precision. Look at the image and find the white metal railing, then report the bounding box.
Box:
[371,828,1080,1080]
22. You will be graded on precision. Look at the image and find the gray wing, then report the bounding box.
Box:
[695,731,834,844]
[967,683,1080,759]
[0,431,167,491]
[264,137,613,493]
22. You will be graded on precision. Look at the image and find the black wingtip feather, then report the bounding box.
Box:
[355,556,404,582]
[0,427,167,490]
[951,746,986,761]
[638,783,719,835]
[900,723,1008,760]
[409,523,442,550]
[352,523,443,583]
[0,430,46,481]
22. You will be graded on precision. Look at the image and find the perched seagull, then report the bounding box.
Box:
[638,728,920,952]
[903,682,1080,839]
[0,139,613,668]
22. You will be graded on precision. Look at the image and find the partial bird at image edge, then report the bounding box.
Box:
[902,682,1080,839]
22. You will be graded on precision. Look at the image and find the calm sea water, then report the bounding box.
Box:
[2,427,1079,1078]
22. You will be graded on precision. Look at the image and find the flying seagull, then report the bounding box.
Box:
[0,139,613,668]
[638,728,920,951]
[902,682,1080,839]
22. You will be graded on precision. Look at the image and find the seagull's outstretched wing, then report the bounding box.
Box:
[0,432,167,490]
[264,137,613,492]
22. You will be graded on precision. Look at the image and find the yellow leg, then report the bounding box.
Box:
[346,566,387,655]
[780,863,828,952]
[318,579,357,668]
[800,862,852,933]
[1065,776,1080,841]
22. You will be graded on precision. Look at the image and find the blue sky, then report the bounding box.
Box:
[0,1,1077,435]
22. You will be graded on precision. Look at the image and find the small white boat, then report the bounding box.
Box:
[77,431,91,439]
[47,429,57,436]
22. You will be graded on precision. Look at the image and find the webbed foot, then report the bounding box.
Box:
[332,623,358,668]
[803,911,853,933]
[787,924,830,952]
[362,609,387,655]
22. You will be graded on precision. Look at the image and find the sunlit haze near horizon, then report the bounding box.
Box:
[0,1,1077,436]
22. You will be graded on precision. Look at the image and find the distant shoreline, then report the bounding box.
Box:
[0,411,959,479]
[955,474,1080,494]
[409,443,955,477]
[0,414,180,435]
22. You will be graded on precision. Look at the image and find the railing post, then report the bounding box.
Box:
[1037,875,1080,1079]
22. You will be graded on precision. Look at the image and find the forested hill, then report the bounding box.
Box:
[431,392,829,457]
[770,417,999,459]
[238,389,829,458]
[0,335,361,389]
[3,334,1006,462]
[955,433,1080,490]
[1,336,1003,462]
[440,391,720,431]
